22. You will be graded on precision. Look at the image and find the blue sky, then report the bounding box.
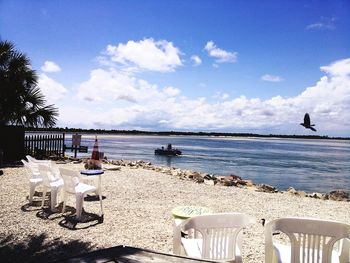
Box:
[1,0,350,136]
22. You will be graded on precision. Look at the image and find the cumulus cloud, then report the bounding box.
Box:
[163,86,180,97]
[63,58,350,136]
[190,55,202,66]
[105,38,182,72]
[261,74,284,82]
[204,41,237,63]
[37,73,67,103]
[77,68,178,103]
[41,61,61,73]
[320,58,350,76]
[306,17,336,30]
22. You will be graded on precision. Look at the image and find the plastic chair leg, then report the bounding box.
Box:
[99,193,103,216]
[41,187,47,207]
[50,188,58,212]
[29,183,36,203]
[75,194,83,220]
[62,192,67,213]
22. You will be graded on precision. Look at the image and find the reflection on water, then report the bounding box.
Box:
[61,134,350,193]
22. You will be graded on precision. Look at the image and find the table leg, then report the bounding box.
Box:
[98,175,103,215]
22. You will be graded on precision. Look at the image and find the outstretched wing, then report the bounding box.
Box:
[310,126,317,132]
[304,113,311,126]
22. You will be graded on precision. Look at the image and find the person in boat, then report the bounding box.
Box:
[167,143,172,150]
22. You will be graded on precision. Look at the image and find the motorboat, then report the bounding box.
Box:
[155,144,182,156]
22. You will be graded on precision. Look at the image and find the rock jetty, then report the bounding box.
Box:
[99,159,349,202]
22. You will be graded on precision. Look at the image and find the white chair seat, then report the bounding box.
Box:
[75,183,96,195]
[50,178,64,188]
[181,238,203,259]
[182,238,241,260]
[274,243,340,263]
[29,177,43,184]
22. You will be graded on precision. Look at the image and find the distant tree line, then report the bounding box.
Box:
[25,127,350,140]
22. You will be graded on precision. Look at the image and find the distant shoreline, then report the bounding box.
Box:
[26,127,350,140]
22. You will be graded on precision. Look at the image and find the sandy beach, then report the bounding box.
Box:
[0,161,349,262]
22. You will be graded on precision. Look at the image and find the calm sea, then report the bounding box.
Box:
[61,134,350,193]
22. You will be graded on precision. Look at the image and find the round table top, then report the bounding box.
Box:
[171,206,213,219]
[80,169,104,175]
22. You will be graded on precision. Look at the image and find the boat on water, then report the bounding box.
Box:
[155,143,182,156]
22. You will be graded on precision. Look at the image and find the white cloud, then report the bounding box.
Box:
[77,68,178,103]
[204,41,237,63]
[41,61,61,73]
[37,73,67,103]
[320,58,350,76]
[190,55,202,66]
[261,74,284,82]
[163,86,180,97]
[105,38,182,72]
[306,17,336,30]
[61,58,350,136]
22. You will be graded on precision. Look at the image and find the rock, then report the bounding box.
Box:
[223,178,237,187]
[204,179,215,186]
[243,180,254,187]
[191,172,204,183]
[287,187,297,194]
[256,184,278,193]
[0,170,3,176]
[321,194,329,200]
[287,187,307,197]
[229,174,242,181]
[171,169,181,176]
[236,179,247,186]
[328,189,349,201]
[309,192,322,199]
[297,191,307,198]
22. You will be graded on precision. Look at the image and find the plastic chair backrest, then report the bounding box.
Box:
[49,161,61,179]
[38,163,56,186]
[265,217,350,263]
[59,168,80,194]
[21,159,41,179]
[181,213,253,261]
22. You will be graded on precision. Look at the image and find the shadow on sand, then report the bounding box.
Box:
[0,233,93,263]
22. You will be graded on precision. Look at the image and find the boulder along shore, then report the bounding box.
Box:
[0,158,349,262]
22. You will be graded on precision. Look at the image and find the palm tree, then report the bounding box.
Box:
[0,40,58,127]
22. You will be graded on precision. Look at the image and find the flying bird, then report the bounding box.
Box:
[300,113,317,132]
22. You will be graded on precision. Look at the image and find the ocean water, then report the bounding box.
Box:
[62,134,350,193]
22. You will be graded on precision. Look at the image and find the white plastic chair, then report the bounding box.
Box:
[21,159,43,203]
[265,217,350,263]
[173,213,254,262]
[59,167,103,221]
[38,164,64,212]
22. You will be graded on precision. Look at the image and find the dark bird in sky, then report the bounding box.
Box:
[300,113,317,131]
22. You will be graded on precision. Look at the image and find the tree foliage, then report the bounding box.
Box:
[0,40,58,127]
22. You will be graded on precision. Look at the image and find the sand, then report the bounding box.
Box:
[0,162,349,262]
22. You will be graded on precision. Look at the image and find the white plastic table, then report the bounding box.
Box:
[80,169,104,196]
[171,206,212,219]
